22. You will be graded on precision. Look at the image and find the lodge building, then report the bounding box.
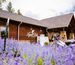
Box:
[0,10,75,42]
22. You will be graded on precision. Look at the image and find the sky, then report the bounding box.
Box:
[2,0,75,20]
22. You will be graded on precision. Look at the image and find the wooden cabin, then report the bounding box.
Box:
[41,13,75,42]
[0,10,75,42]
[0,10,46,42]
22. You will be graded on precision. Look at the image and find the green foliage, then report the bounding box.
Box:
[17,9,22,15]
[37,57,43,65]
[12,48,15,54]
[28,59,32,65]
[7,2,15,13]
[1,31,8,38]
[23,54,27,59]
[50,58,55,65]
[44,42,49,46]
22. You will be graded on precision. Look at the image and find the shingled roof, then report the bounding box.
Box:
[41,13,74,29]
[0,10,46,27]
[0,10,74,29]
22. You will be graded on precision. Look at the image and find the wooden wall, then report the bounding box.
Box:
[9,20,19,40]
[19,23,46,42]
[8,20,46,42]
[0,18,6,26]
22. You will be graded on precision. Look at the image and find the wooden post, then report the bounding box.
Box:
[3,18,10,51]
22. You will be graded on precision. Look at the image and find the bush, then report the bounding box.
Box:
[37,57,43,65]
[44,42,49,46]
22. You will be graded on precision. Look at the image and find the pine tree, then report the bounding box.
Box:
[17,9,22,15]
[7,2,15,13]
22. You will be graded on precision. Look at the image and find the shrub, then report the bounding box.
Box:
[50,58,55,65]
[44,42,49,46]
[37,57,43,65]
